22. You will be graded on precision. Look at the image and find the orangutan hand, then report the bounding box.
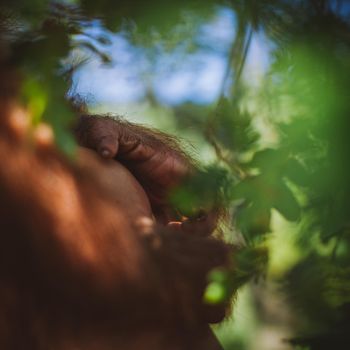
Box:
[75,115,219,233]
[75,116,191,216]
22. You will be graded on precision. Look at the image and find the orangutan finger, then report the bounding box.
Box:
[97,135,119,159]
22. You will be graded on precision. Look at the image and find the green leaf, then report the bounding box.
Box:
[204,282,227,304]
[273,181,300,221]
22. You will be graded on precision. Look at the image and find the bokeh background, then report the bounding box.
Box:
[1,1,350,349]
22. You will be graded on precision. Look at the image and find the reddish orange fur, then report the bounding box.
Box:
[0,96,231,349]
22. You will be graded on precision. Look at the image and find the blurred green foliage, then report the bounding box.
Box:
[1,0,350,349]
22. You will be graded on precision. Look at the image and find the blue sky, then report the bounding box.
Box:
[73,7,271,106]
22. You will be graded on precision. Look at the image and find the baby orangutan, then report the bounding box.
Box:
[0,103,232,350]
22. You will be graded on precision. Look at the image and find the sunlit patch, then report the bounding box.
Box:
[38,162,101,266]
[135,216,155,235]
[8,105,29,137]
[34,123,54,146]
